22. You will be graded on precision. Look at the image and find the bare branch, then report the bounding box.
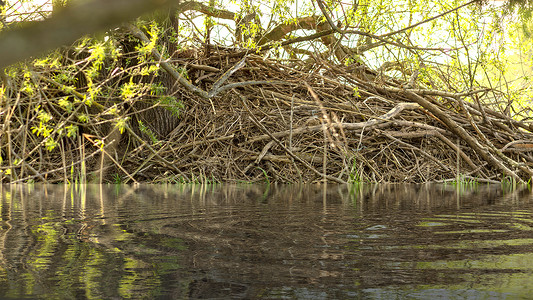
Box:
[316,0,341,32]
[258,16,320,46]
[379,0,478,39]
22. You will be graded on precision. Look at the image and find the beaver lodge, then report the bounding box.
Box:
[1,1,533,184]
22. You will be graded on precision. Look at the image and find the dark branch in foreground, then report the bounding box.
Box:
[0,0,189,69]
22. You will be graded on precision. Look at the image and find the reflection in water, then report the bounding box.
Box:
[0,184,531,298]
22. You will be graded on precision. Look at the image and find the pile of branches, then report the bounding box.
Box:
[2,25,533,184]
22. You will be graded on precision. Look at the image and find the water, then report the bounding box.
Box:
[0,184,532,299]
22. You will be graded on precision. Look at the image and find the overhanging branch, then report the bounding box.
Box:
[0,0,195,69]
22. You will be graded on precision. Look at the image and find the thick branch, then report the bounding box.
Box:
[258,16,319,46]
[0,0,194,69]
[316,0,341,32]
[398,89,525,183]
[258,15,446,54]
[260,29,335,51]
[180,1,235,19]
[241,102,420,145]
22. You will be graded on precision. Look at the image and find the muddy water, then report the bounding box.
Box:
[0,184,532,299]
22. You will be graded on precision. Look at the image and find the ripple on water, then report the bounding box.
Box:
[1,184,533,299]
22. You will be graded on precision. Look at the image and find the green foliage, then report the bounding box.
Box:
[57,97,74,112]
[348,156,363,184]
[506,0,533,20]
[158,96,184,117]
[176,66,189,80]
[77,114,88,123]
[138,120,159,144]
[114,117,128,135]
[149,82,166,96]
[12,13,189,165]
[136,22,160,60]
[21,71,36,95]
[65,125,78,138]
[352,86,360,98]
[256,167,270,184]
[120,81,141,100]
[34,52,62,69]
[60,84,76,94]
[31,122,52,137]
[53,70,77,85]
[113,173,122,184]
[44,138,58,151]
[139,64,160,76]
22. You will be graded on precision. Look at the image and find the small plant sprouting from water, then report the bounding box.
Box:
[443,174,480,194]
[453,175,478,185]
[501,175,518,191]
[113,173,122,184]
[348,156,363,184]
[69,163,87,186]
[256,167,270,184]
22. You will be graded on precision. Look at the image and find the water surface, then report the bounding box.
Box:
[0,184,532,299]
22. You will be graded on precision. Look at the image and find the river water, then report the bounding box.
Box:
[0,184,532,299]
